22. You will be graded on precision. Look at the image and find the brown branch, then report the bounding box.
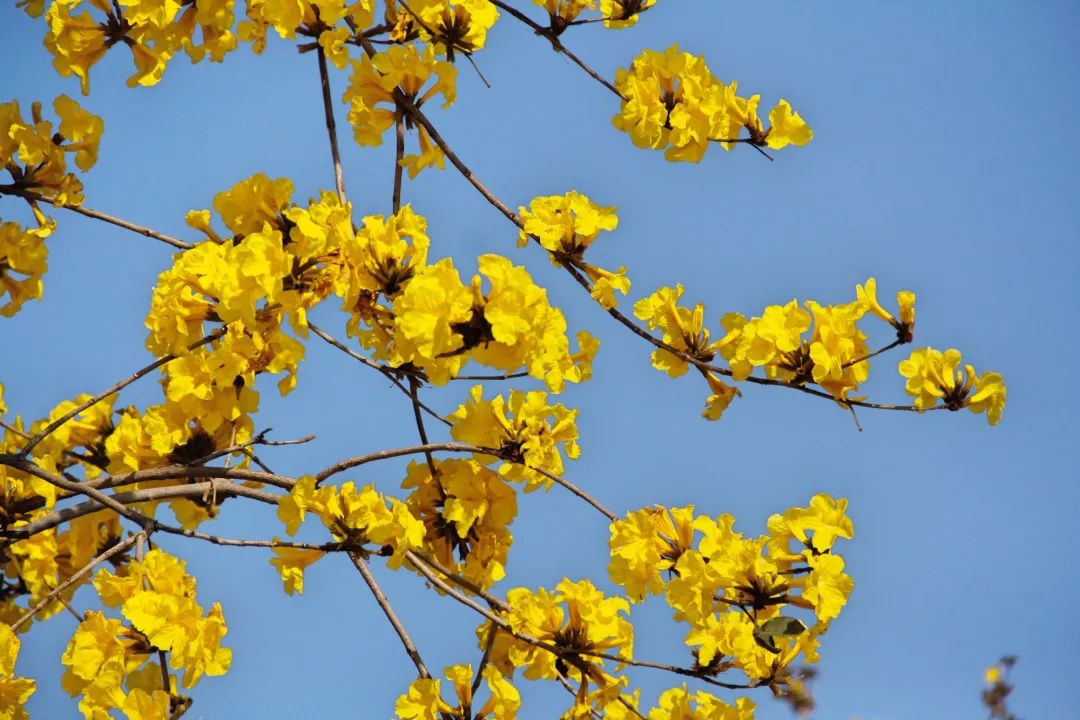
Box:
[317,46,348,205]
[19,326,229,458]
[449,371,530,381]
[842,337,905,369]
[407,550,508,611]
[308,322,450,426]
[527,464,617,522]
[350,552,431,678]
[489,0,624,98]
[195,428,315,466]
[0,187,195,250]
[393,110,405,212]
[314,442,485,484]
[10,531,142,630]
[407,376,439,479]
[1,453,158,529]
[1,476,282,541]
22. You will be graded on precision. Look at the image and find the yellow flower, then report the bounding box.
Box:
[601,0,655,29]
[899,347,1006,424]
[613,45,728,163]
[0,623,36,720]
[717,300,811,382]
[533,0,594,24]
[519,192,629,309]
[402,458,516,590]
[968,370,1006,426]
[172,0,238,63]
[269,545,325,596]
[803,299,870,399]
[721,89,812,150]
[766,493,853,562]
[499,579,632,690]
[391,255,590,390]
[0,221,50,318]
[646,685,754,720]
[450,385,580,491]
[800,553,853,622]
[396,663,519,720]
[44,0,173,95]
[212,172,294,237]
[609,505,697,602]
[634,285,717,376]
[412,0,500,61]
[519,191,619,254]
[856,277,915,342]
[344,44,456,176]
[391,257,473,382]
[395,677,441,719]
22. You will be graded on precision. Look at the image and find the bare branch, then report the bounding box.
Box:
[0,187,195,250]
[350,552,431,678]
[317,46,348,205]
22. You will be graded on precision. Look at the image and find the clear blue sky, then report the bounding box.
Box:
[2,2,1077,718]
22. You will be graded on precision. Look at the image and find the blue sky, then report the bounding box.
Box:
[1,1,1078,718]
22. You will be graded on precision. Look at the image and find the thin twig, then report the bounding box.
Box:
[1,474,282,541]
[489,0,623,98]
[317,46,348,205]
[393,111,405,212]
[308,322,450,426]
[842,338,904,369]
[314,442,484,484]
[0,187,195,250]
[19,326,228,458]
[528,464,617,522]
[408,377,439,479]
[10,532,141,630]
[350,552,431,678]
[471,623,497,696]
[449,371,529,381]
[193,428,315,466]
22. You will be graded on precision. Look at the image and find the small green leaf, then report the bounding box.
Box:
[760,616,806,637]
[752,627,780,654]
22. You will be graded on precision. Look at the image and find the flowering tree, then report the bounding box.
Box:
[0,1,1009,719]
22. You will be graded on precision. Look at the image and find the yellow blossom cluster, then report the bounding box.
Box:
[344,44,457,177]
[532,0,595,25]
[412,0,500,61]
[609,495,853,699]
[402,458,517,590]
[632,277,1004,423]
[450,385,580,490]
[518,191,630,309]
[0,623,36,720]
[60,548,231,717]
[613,44,811,162]
[241,0,374,58]
[387,255,596,388]
[35,0,377,94]
[276,475,424,573]
[481,578,633,718]
[395,663,520,720]
[899,347,1006,425]
[1,96,102,315]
